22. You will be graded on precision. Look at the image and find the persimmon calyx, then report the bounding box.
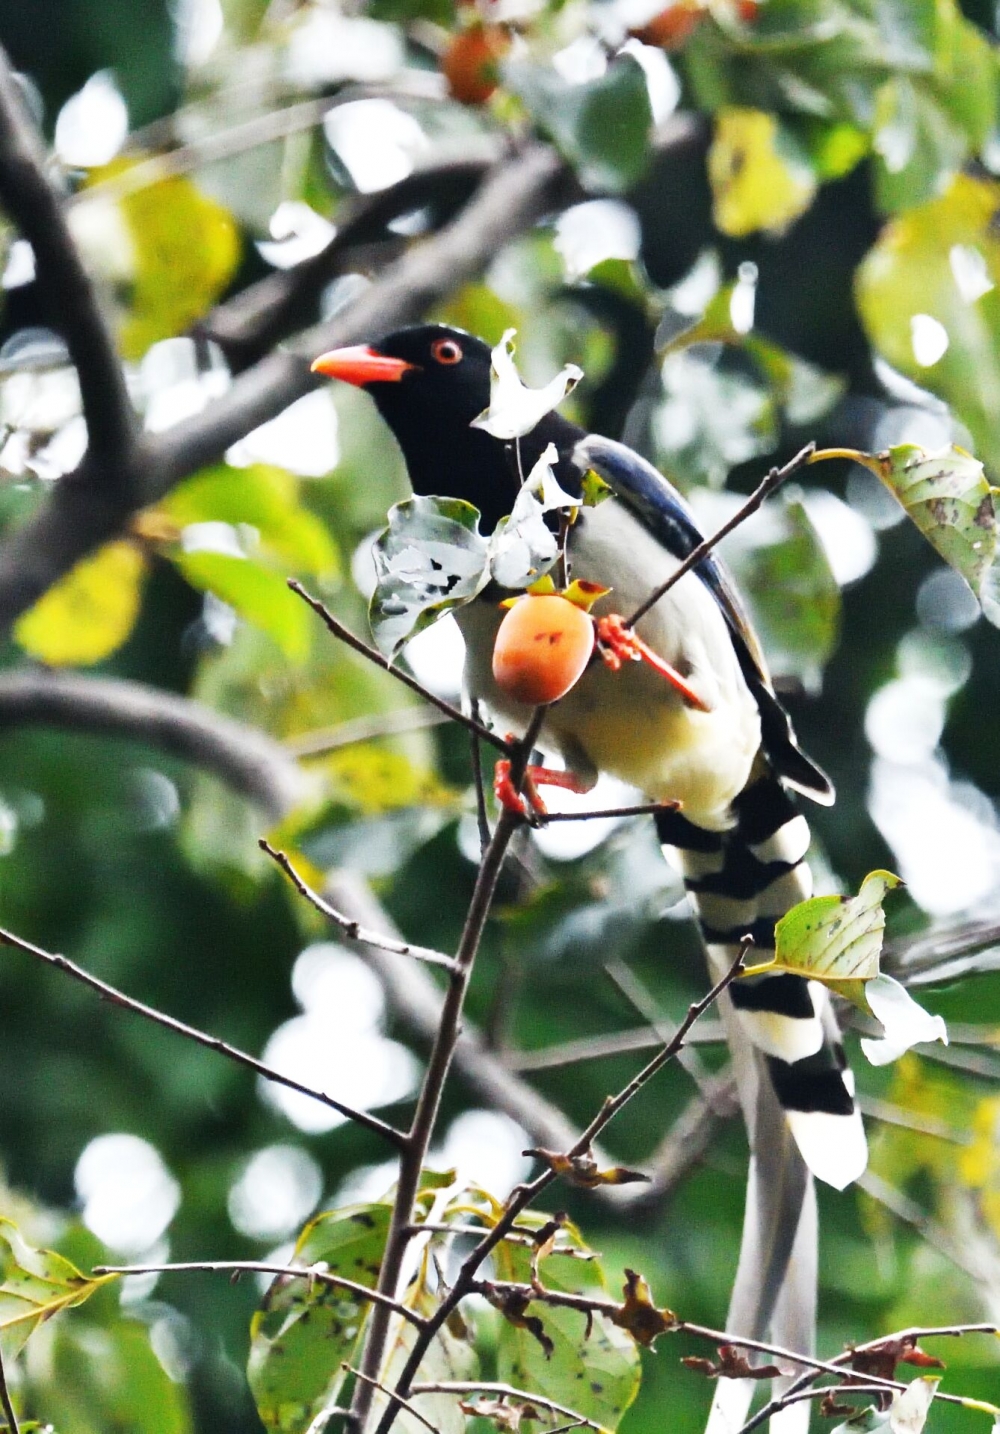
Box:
[595,614,711,712]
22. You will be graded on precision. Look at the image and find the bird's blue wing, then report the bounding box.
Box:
[573,434,833,805]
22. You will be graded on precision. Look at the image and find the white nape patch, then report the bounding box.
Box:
[786,1108,868,1190]
[748,814,810,865]
[733,1006,824,1064]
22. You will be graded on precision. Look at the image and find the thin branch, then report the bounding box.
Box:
[857,1095,971,1144]
[0,1343,19,1434]
[0,46,136,475]
[538,800,680,823]
[470,700,491,856]
[625,444,816,628]
[289,582,510,755]
[0,923,406,1149]
[260,838,458,972]
[509,1021,727,1072]
[858,1171,988,1284]
[409,1383,602,1433]
[91,1261,424,1325]
[0,667,307,821]
[351,708,547,1431]
[323,868,605,1159]
[738,1322,1000,1434]
[346,1367,441,1434]
[372,943,749,1434]
[285,707,449,758]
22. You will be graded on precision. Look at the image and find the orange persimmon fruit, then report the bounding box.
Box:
[442,25,509,106]
[492,593,595,706]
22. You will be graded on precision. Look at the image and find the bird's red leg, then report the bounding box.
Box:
[493,746,591,819]
[595,614,710,713]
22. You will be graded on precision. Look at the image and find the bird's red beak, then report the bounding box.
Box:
[311,345,416,386]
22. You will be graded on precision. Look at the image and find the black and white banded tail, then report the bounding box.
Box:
[656,770,867,1191]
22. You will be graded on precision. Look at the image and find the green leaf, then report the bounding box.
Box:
[160,464,339,578]
[872,443,1000,626]
[493,1214,640,1432]
[0,1218,110,1359]
[855,173,1000,474]
[708,108,817,237]
[506,57,652,194]
[173,550,312,661]
[369,495,489,659]
[757,869,903,1010]
[24,1318,191,1434]
[248,1203,392,1433]
[12,541,147,667]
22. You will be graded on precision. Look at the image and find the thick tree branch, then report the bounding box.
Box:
[0,667,307,821]
[0,46,136,475]
[0,142,567,633]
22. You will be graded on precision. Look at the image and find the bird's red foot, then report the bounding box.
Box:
[493,756,592,818]
[595,614,710,712]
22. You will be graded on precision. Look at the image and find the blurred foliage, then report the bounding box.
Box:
[0,0,1000,1432]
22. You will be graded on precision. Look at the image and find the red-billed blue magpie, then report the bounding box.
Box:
[313,324,868,1431]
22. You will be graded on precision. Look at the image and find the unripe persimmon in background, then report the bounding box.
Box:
[492,593,595,706]
[442,25,509,105]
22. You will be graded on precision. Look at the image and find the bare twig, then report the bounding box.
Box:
[625,445,816,628]
[372,942,750,1434]
[0,46,136,475]
[539,801,680,823]
[289,582,510,755]
[470,700,491,856]
[323,868,604,1159]
[0,1343,19,1434]
[509,1021,727,1071]
[346,1367,441,1434]
[285,708,449,758]
[0,924,406,1148]
[350,708,548,1431]
[261,838,458,972]
[91,1261,424,1325]
[0,667,307,820]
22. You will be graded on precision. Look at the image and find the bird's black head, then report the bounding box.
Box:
[313,324,582,533]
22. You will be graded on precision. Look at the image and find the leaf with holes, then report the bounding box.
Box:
[369,495,490,658]
[247,1203,391,1433]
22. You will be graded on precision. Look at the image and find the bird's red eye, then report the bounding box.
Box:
[431,338,463,365]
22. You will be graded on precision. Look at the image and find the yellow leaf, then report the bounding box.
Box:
[85,160,240,360]
[709,108,816,238]
[14,542,147,666]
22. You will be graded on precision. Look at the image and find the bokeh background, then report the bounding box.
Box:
[0,0,999,1430]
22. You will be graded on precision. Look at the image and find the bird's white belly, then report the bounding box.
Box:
[456,500,761,829]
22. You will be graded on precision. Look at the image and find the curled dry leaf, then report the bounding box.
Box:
[523,1148,650,1189]
[458,1397,546,1432]
[608,1269,676,1348]
[480,1281,555,1360]
[680,1345,787,1381]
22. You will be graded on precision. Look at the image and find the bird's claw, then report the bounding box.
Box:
[596,614,710,712]
[493,755,591,819]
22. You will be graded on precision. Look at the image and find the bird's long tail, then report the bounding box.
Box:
[656,768,867,1434]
